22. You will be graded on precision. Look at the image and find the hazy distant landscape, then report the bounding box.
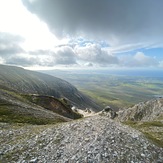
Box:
[41,69,163,109]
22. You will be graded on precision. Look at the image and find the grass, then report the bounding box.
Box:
[80,88,134,109]
[123,121,163,148]
[52,73,163,108]
[0,106,66,125]
[139,121,163,127]
[143,132,163,148]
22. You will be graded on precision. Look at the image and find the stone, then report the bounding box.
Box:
[29,158,38,163]
[141,153,145,157]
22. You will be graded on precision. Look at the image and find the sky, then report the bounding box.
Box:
[0,0,163,70]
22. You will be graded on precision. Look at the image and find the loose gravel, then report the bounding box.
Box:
[0,115,163,163]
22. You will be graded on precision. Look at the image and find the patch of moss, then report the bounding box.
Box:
[139,121,163,127]
[123,121,137,126]
[143,132,163,148]
[124,121,163,127]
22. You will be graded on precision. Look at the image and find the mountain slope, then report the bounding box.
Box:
[0,64,100,111]
[0,88,71,124]
[119,98,163,121]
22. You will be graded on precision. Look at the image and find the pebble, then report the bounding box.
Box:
[141,153,145,157]
[29,158,38,163]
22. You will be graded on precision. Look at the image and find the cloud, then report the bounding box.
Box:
[75,44,119,66]
[6,54,36,66]
[0,32,24,56]
[27,45,118,67]
[107,43,152,54]
[120,52,159,67]
[0,0,161,69]
[6,46,77,67]
[54,46,76,65]
[22,0,163,48]
[0,31,160,68]
[84,62,94,67]
[4,42,119,67]
[159,61,163,68]
[0,57,4,64]
[1,36,160,68]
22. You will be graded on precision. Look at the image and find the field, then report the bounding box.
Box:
[43,70,163,109]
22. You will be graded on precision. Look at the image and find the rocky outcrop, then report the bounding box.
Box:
[101,106,118,119]
[118,98,163,121]
[25,94,83,119]
[0,88,71,124]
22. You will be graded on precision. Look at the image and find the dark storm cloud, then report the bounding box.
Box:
[0,32,24,56]
[22,0,163,47]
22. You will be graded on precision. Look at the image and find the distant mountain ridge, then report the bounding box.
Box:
[119,98,163,121]
[0,64,100,111]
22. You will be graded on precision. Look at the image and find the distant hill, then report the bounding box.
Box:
[0,64,100,124]
[0,64,100,110]
[119,98,163,121]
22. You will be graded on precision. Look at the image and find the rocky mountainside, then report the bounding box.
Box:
[0,87,71,124]
[0,115,163,162]
[0,64,98,124]
[23,94,82,119]
[118,98,163,149]
[119,98,163,121]
[0,64,163,162]
[0,64,100,111]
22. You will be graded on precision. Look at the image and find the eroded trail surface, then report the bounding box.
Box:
[1,115,163,163]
